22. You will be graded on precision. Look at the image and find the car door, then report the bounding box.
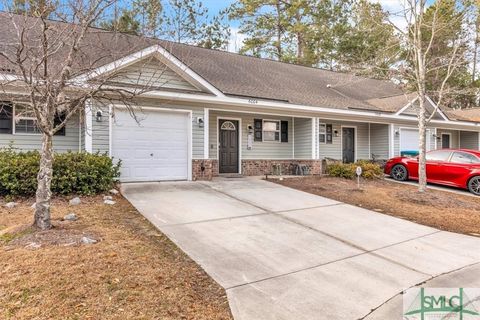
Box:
[424,150,453,182]
[441,151,480,187]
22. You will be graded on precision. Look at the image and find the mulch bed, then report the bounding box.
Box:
[271,176,480,237]
[0,195,232,320]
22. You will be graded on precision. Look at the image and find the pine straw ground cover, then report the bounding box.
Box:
[0,195,232,320]
[271,176,480,237]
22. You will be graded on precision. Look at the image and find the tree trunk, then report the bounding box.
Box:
[418,98,428,192]
[34,133,54,230]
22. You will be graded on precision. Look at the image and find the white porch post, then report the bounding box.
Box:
[389,124,395,158]
[292,117,295,159]
[311,117,317,159]
[84,100,93,153]
[204,108,209,159]
[368,123,371,159]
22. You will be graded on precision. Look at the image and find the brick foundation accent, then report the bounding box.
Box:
[192,159,218,181]
[193,159,321,179]
[241,160,322,176]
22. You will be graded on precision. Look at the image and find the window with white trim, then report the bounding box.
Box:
[14,104,41,134]
[263,120,280,142]
[319,123,326,143]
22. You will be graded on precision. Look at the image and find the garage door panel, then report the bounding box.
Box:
[112,109,190,182]
[400,128,431,153]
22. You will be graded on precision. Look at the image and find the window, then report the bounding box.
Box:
[220,121,236,131]
[263,120,280,142]
[0,102,13,134]
[450,152,480,164]
[426,150,452,161]
[319,123,326,143]
[14,104,41,134]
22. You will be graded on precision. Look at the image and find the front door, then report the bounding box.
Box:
[219,119,239,173]
[441,134,451,149]
[342,127,355,163]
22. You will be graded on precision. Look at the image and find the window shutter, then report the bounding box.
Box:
[254,119,262,141]
[54,113,66,136]
[281,121,288,142]
[0,103,13,134]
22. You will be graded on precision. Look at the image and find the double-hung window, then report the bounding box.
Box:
[14,104,41,134]
[319,123,326,143]
[263,120,280,142]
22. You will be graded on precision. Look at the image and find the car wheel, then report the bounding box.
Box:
[468,176,480,196]
[391,164,408,181]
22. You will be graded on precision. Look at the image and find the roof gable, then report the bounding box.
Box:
[395,96,448,121]
[72,44,224,96]
[107,57,201,92]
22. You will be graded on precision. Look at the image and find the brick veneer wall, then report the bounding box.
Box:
[192,159,218,181]
[193,159,321,179]
[241,160,322,176]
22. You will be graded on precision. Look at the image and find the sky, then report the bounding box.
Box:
[200,0,409,52]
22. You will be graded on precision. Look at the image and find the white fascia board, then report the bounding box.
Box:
[425,96,449,121]
[138,90,480,129]
[71,44,225,97]
[394,96,418,116]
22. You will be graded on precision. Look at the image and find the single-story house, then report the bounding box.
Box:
[1,13,480,182]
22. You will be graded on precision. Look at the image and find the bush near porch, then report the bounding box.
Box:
[0,149,120,196]
[326,160,383,179]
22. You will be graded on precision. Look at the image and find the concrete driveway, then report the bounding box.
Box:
[122,177,480,320]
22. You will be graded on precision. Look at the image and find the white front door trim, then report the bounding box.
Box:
[216,116,242,174]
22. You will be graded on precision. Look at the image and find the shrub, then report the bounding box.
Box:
[326,160,383,180]
[0,149,121,196]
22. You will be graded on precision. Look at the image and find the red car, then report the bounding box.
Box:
[384,149,480,195]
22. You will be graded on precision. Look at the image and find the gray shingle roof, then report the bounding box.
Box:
[0,12,442,117]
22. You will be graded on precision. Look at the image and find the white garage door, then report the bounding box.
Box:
[400,128,431,153]
[112,109,190,182]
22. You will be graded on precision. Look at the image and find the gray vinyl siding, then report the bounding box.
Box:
[370,123,390,160]
[293,118,313,159]
[209,111,293,159]
[318,120,370,161]
[91,99,205,158]
[0,113,81,152]
[91,104,109,154]
[460,131,479,150]
[109,59,200,92]
[436,129,459,149]
[393,125,436,156]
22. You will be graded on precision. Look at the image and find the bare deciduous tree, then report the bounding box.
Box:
[385,0,473,192]
[0,0,176,230]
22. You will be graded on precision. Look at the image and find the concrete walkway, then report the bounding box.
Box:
[121,177,480,320]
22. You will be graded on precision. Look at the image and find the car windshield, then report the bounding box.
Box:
[450,152,480,164]
[426,150,452,161]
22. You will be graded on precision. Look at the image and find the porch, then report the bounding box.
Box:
[207,110,318,176]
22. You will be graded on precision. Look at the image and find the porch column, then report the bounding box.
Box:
[204,108,209,159]
[312,117,317,159]
[84,99,93,153]
[389,124,395,158]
